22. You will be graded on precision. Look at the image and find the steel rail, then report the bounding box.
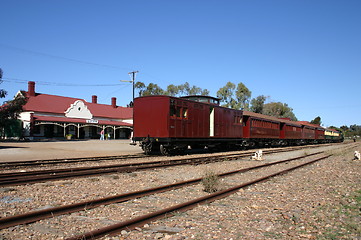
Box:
[0,144,322,179]
[0,154,145,168]
[66,154,332,240]
[0,143,332,168]
[0,152,254,186]
[0,145,332,186]
[0,152,322,230]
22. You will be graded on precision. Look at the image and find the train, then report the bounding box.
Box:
[132,95,343,155]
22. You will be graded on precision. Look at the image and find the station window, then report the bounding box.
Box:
[33,125,41,134]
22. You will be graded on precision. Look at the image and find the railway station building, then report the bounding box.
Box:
[12,81,133,140]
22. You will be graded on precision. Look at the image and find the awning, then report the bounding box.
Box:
[33,115,132,127]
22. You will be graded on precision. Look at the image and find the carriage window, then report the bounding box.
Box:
[234,115,242,124]
[170,105,176,117]
[182,108,188,118]
[176,107,181,117]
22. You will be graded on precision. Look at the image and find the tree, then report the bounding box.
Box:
[340,125,349,132]
[262,102,297,121]
[200,89,210,96]
[217,81,252,110]
[0,68,7,98]
[339,124,361,138]
[250,95,267,113]
[177,82,209,96]
[136,82,209,97]
[134,82,146,97]
[310,116,322,125]
[134,82,164,97]
[349,124,361,137]
[235,82,251,110]
[139,83,164,96]
[189,85,209,96]
[0,95,27,138]
[178,82,190,96]
[216,82,236,109]
[165,84,179,96]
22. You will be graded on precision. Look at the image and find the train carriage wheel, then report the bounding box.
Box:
[160,144,170,156]
[142,142,153,155]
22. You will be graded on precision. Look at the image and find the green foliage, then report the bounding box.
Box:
[0,96,27,138]
[3,119,22,137]
[135,81,209,97]
[340,124,361,138]
[175,82,209,96]
[166,84,179,96]
[0,68,8,98]
[262,102,298,121]
[310,116,322,125]
[217,82,251,110]
[216,81,236,108]
[250,95,267,113]
[140,83,165,96]
[134,81,146,97]
[235,82,251,110]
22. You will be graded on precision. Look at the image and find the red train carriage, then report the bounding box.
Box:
[133,95,243,154]
[242,111,281,147]
[297,121,326,144]
[280,120,303,145]
[133,95,343,155]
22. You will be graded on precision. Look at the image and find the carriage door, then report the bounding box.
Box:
[280,123,285,139]
[209,107,215,137]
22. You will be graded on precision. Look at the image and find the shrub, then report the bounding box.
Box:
[202,170,219,193]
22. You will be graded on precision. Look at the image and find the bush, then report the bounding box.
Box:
[202,170,219,193]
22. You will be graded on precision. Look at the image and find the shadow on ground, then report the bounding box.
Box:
[0,146,27,150]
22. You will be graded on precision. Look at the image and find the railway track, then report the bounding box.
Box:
[0,151,326,231]
[67,154,332,240]
[0,145,328,186]
[0,143,335,169]
[0,153,145,168]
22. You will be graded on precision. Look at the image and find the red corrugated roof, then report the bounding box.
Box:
[243,111,302,126]
[23,92,133,119]
[296,121,324,129]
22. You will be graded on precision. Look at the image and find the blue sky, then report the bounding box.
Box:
[1,0,360,127]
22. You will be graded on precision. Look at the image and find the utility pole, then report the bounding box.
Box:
[121,70,138,105]
[127,71,138,145]
[121,71,138,144]
[129,71,138,102]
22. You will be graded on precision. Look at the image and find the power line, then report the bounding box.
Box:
[0,43,133,71]
[2,78,127,87]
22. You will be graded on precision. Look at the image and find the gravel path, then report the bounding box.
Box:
[0,142,360,240]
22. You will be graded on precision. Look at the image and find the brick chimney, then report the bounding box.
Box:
[28,81,35,97]
[111,97,117,108]
[92,95,98,104]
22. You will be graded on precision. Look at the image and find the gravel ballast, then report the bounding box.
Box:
[0,141,360,239]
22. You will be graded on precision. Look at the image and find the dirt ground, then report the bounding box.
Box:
[0,140,143,162]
